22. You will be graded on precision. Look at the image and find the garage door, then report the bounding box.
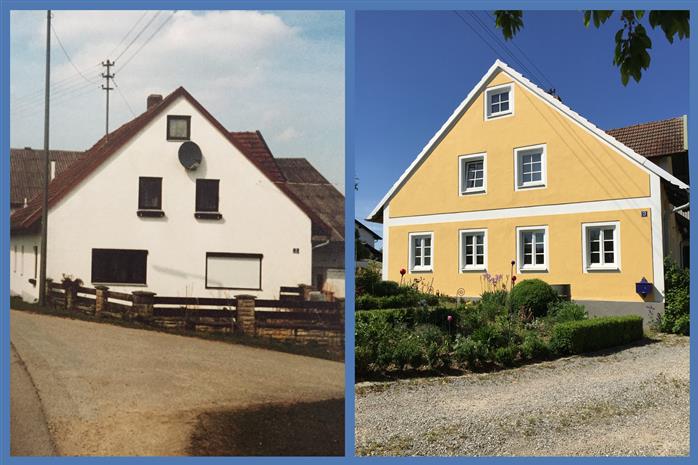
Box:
[205,253,263,290]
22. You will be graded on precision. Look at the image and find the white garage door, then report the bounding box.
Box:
[206,253,263,290]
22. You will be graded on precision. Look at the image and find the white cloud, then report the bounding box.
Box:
[10,10,344,190]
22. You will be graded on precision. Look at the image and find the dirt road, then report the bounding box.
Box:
[10,310,344,456]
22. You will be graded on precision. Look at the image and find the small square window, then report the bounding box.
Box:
[167,115,191,141]
[138,177,162,210]
[515,145,547,190]
[517,226,548,272]
[583,222,620,271]
[485,84,514,120]
[460,229,487,271]
[459,153,487,195]
[409,232,433,272]
[196,179,220,213]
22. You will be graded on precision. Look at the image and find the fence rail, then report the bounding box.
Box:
[44,280,343,351]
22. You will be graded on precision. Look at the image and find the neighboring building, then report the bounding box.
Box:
[355,220,381,264]
[10,147,84,212]
[10,87,336,301]
[275,158,345,298]
[368,60,689,320]
[607,116,689,269]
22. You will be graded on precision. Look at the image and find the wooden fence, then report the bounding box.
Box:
[46,279,343,351]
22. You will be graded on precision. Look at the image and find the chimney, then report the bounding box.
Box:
[147,94,163,110]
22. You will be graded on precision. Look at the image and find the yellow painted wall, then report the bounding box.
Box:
[387,208,655,302]
[389,70,651,218]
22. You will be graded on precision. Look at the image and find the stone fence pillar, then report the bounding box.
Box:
[299,284,312,301]
[132,291,156,321]
[63,281,78,311]
[45,278,54,307]
[95,285,109,317]
[236,294,256,335]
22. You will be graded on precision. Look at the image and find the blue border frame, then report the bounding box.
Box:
[1,0,696,462]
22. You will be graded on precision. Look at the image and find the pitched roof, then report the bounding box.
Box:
[368,60,689,222]
[10,87,332,237]
[355,219,381,240]
[275,158,344,242]
[10,148,85,207]
[228,131,286,183]
[606,116,687,159]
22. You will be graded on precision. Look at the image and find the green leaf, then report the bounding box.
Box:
[494,10,524,40]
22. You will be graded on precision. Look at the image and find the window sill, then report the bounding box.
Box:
[586,266,620,272]
[91,282,147,287]
[195,212,223,220]
[461,267,486,273]
[167,136,190,142]
[137,209,165,218]
[410,266,433,273]
[520,266,548,273]
[460,188,486,196]
[485,110,513,120]
[517,182,546,190]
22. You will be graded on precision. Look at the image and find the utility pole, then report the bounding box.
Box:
[101,60,114,135]
[38,10,51,306]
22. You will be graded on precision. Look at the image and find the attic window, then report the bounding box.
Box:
[485,83,514,120]
[167,115,190,141]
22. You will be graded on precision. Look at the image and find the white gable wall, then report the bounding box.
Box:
[13,96,312,300]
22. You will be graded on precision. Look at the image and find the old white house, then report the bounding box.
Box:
[10,87,335,301]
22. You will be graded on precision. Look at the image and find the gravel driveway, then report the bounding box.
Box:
[11,310,344,456]
[356,335,689,456]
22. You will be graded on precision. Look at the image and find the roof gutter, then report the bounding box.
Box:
[673,202,690,213]
[312,239,331,250]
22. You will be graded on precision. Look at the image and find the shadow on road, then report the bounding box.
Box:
[187,398,344,456]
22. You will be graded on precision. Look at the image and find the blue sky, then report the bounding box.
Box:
[355,10,689,235]
[10,10,344,190]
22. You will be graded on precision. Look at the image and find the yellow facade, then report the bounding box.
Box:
[382,68,660,303]
[389,71,651,218]
[387,208,655,302]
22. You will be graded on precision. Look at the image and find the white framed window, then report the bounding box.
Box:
[516,226,548,272]
[459,229,487,272]
[485,83,514,120]
[515,144,547,190]
[459,153,487,195]
[582,221,620,271]
[409,232,433,272]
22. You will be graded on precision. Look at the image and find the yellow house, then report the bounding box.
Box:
[367,60,689,319]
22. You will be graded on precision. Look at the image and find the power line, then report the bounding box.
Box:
[452,11,505,63]
[119,11,175,71]
[12,64,100,103]
[114,11,162,63]
[112,77,136,117]
[12,83,98,120]
[108,10,149,58]
[483,11,556,90]
[51,21,99,85]
[12,77,99,113]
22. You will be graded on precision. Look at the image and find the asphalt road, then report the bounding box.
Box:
[10,310,344,456]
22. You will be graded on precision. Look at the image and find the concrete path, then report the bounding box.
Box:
[10,310,344,456]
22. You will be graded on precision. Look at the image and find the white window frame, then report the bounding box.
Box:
[516,225,549,273]
[484,83,514,120]
[514,143,547,190]
[408,232,434,273]
[458,153,487,195]
[459,228,487,272]
[582,221,621,272]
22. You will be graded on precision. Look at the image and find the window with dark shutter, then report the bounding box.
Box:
[196,179,220,213]
[138,177,162,210]
[91,249,148,285]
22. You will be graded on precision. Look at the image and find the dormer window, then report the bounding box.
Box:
[195,179,222,219]
[167,115,191,140]
[137,177,164,217]
[485,83,514,120]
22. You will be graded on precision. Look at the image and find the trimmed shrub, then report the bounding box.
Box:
[355,290,439,310]
[549,315,643,355]
[548,301,588,323]
[391,333,424,369]
[372,280,401,297]
[470,324,508,349]
[509,279,559,318]
[414,324,449,368]
[494,345,519,367]
[521,332,549,360]
[452,335,488,368]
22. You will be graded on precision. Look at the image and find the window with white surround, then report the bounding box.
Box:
[409,232,433,272]
[485,83,513,119]
[582,222,620,271]
[460,229,487,271]
[515,144,547,190]
[517,226,548,272]
[459,153,486,194]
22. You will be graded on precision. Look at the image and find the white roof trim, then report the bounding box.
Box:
[368,59,689,222]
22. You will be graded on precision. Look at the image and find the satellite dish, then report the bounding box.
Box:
[178,141,203,170]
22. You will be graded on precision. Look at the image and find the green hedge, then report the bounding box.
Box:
[549,315,643,355]
[355,292,439,310]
